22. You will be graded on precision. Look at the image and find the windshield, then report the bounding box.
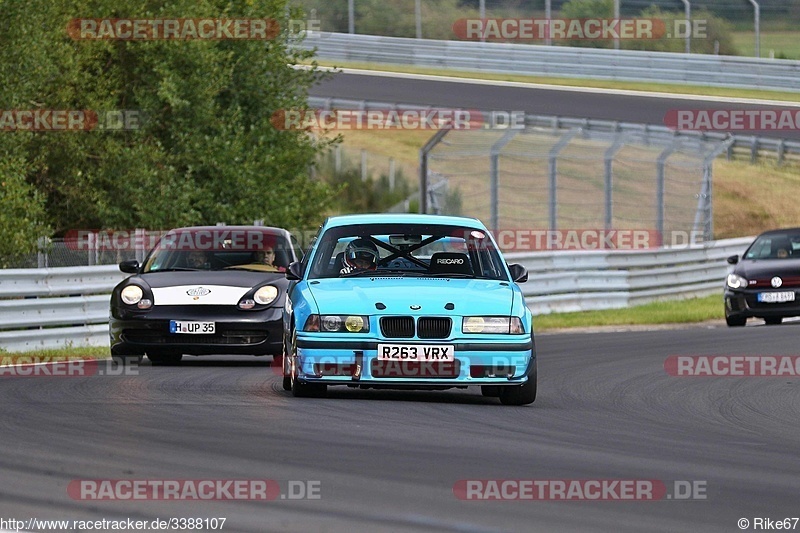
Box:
[308,223,509,280]
[142,231,293,273]
[744,232,800,260]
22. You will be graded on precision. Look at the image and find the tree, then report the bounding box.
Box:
[0,0,335,256]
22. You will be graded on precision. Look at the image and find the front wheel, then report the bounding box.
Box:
[764,316,783,325]
[499,361,537,406]
[290,361,327,398]
[288,329,326,398]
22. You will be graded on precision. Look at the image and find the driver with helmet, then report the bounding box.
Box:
[340,238,379,275]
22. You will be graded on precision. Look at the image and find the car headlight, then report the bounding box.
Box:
[303,315,369,333]
[121,285,144,305]
[254,286,279,305]
[726,274,749,289]
[462,316,524,334]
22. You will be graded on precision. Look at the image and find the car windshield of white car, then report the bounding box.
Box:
[142,232,292,273]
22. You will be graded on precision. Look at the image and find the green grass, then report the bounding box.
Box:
[309,59,800,102]
[0,346,108,363]
[731,31,800,60]
[533,294,723,331]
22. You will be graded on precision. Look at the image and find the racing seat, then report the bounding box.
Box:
[428,252,473,276]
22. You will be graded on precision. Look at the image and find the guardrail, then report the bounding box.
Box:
[298,32,800,92]
[307,96,800,164]
[0,266,127,352]
[0,239,751,352]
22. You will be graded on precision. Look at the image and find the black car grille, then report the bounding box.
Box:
[380,316,415,338]
[123,329,268,345]
[379,316,452,339]
[417,317,452,339]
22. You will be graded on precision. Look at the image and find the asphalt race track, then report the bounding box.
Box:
[309,70,800,141]
[2,324,799,532]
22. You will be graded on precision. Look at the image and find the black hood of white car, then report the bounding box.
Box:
[114,270,288,307]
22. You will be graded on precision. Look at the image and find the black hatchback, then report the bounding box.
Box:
[724,228,800,327]
[110,226,302,364]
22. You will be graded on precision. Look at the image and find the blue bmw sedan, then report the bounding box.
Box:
[281,214,536,405]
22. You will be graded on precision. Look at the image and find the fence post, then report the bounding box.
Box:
[548,128,581,230]
[37,236,49,268]
[87,232,96,266]
[656,143,681,239]
[603,132,631,230]
[361,150,367,182]
[389,158,396,190]
[490,129,520,234]
[419,129,450,214]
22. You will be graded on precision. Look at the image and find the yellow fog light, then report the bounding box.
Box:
[345,315,365,332]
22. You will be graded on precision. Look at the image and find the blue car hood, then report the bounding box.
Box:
[307,278,515,316]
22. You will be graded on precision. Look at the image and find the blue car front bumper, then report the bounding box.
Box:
[293,335,535,387]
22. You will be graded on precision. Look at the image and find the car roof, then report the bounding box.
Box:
[757,227,800,237]
[165,225,290,235]
[322,213,485,230]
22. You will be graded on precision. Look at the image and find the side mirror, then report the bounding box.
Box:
[119,260,140,274]
[286,261,303,281]
[727,255,739,265]
[508,263,528,283]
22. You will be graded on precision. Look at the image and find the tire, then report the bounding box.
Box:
[147,351,183,366]
[499,361,537,406]
[281,331,292,391]
[764,317,783,325]
[288,329,326,398]
[481,386,500,397]
[725,314,747,327]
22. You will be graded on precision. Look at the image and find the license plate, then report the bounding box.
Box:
[758,291,795,303]
[377,344,454,362]
[169,320,215,334]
